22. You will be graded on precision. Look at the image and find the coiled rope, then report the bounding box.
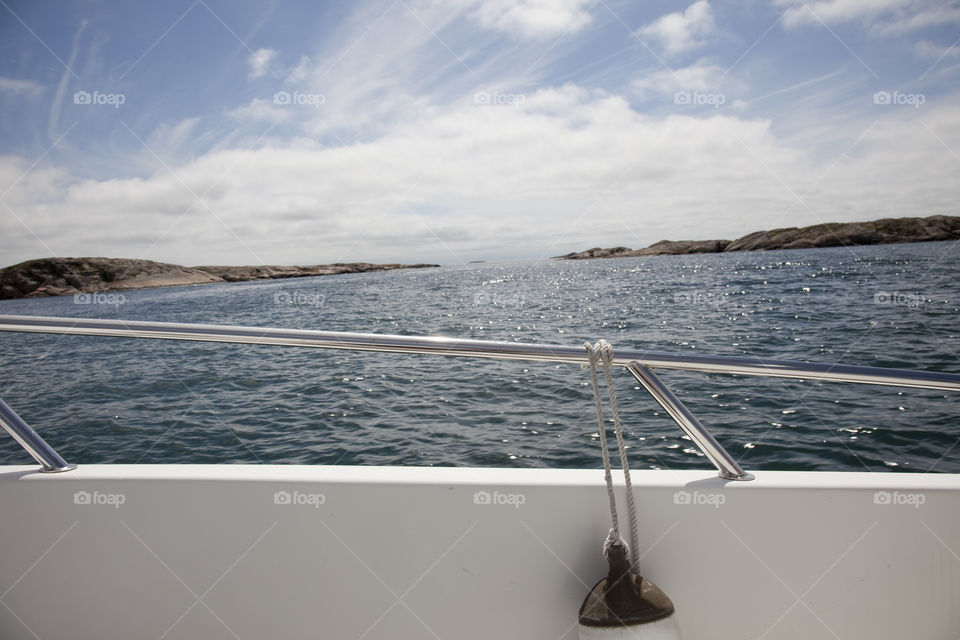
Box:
[584,340,640,573]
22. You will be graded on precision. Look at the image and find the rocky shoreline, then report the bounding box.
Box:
[0,258,439,299]
[557,215,960,259]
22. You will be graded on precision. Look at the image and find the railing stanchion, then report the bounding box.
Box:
[0,399,76,472]
[627,363,753,481]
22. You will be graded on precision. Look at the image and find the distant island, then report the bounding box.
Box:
[0,258,439,299]
[557,215,960,259]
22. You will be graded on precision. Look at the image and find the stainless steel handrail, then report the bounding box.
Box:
[2,315,960,390]
[1,314,959,479]
[0,399,76,472]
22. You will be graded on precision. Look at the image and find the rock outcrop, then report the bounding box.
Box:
[555,247,635,260]
[0,258,221,299]
[633,239,731,255]
[194,263,437,282]
[723,215,960,252]
[0,257,439,299]
[557,215,960,260]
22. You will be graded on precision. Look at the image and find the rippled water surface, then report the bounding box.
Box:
[1,242,958,472]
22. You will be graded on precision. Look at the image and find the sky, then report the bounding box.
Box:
[0,0,958,267]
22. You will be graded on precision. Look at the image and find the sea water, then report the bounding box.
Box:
[0,242,957,472]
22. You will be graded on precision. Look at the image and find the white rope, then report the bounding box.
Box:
[585,339,641,574]
[598,340,641,574]
[584,342,620,543]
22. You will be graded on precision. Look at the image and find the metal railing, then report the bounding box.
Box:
[0,399,76,472]
[2,314,959,478]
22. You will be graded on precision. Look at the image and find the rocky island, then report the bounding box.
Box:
[557,215,960,259]
[0,257,439,299]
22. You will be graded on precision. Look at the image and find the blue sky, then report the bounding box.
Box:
[1,0,958,266]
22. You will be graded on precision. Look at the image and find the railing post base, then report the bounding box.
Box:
[40,463,78,473]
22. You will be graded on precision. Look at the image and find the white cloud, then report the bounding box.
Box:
[778,0,960,33]
[633,60,726,98]
[248,48,278,79]
[872,4,960,35]
[0,77,44,96]
[3,0,959,268]
[228,98,291,123]
[471,0,593,38]
[913,40,960,59]
[286,56,312,84]
[636,1,716,56]
[0,155,68,207]
[780,0,907,28]
[48,20,86,144]
[3,86,959,266]
[728,68,845,112]
[148,117,203,157]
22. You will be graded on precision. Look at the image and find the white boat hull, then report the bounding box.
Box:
[1,465,958,639]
